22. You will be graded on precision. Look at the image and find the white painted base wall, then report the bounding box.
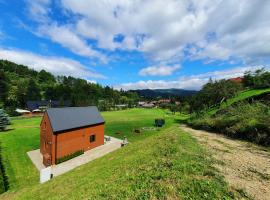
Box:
[40,167,52,183]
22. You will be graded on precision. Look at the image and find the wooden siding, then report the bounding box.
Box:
[40,112,104,166]
[56,124,104,159]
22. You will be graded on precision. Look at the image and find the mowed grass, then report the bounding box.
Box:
[103,108,175,142]
[0,117,41,190]
[0,108,175,191]
[208,88,270,115]
[1,125,235,200]
[0,108,238,199]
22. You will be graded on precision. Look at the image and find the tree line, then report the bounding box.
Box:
[0,60,139,115]
[187,68,270,146]
[189,68,270,113]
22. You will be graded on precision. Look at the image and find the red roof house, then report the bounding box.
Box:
[229,77,243,83]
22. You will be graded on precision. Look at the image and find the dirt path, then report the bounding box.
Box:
[180,125,270,200]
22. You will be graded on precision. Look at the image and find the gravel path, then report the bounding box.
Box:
[180,125,270,200]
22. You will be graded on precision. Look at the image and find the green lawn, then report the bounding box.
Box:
[0,108,174,191]
[103,108,176,142]
[0,108,238,199]
[0,117,41,190]
[208,88,270,115]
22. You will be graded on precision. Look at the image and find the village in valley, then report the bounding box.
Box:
[0,1,270,200]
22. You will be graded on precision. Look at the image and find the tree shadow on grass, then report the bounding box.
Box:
[0,128,14,133]
[174,118,188,124]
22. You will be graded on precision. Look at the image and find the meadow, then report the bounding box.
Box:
[0,108,238,199]
[0,109,172,190]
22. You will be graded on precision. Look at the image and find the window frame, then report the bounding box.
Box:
[89,134,96,143]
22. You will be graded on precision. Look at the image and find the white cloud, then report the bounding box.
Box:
[26,0,51,23]
[139,64,181,76]
[0,48,106,79]
[56,0,270,65]
[25,1,107,63]
[37,24,107,62]
[116,66,266,90]
[86,79,97,84]
[22,0,270,65]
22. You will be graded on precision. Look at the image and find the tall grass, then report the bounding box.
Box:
[189,102,270,146]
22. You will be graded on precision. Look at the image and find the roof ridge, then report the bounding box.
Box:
[47,106,97,110]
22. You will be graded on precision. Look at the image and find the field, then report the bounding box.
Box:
[0,108,236,199]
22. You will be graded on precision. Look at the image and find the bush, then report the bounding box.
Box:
[0,109,10,131]
[189,102,270,146]
[155,119,165,127]
[243,68,270,89]
[5,106,21,117]
[56,150,84,164]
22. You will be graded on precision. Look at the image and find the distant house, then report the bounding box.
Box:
[40,106,105,167]
[158,99,171,104]
[27,100,71,112]
[229,77,243,83]
[142,103,155,108]
[115,104,128,109]
[15,108,31,115]
[138,101,146,107]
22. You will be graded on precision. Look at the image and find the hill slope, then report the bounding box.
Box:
[1,125,234,200]
[0,109,237,199]
[208,88,270,115]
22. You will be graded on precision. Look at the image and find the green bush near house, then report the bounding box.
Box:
[56,150,84,164]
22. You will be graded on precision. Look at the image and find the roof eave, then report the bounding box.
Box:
[52,121,105,135]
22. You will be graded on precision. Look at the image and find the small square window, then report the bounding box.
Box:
[90,135,96,143]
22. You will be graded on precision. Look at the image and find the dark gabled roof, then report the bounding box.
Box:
[46,106,105,133]
[27,100,71,111]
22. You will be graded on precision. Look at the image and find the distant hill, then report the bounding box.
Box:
[130,89,198,98]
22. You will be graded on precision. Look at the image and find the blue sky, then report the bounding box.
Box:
[0,0,269,90]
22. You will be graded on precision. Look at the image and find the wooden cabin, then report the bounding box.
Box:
[40,106,105,167]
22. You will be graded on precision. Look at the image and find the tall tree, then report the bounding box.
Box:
[26,79,41,101]
[38,69,55,84]
[0,70,9,103]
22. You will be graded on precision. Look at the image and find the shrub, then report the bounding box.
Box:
[189,102,270,146]
[0,109,10,131]
[243,68,270,89]
[56,150,84,164]
[155,119,165,127]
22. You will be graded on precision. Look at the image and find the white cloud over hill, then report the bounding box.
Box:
[139,65,181,76]
[0,48,105,79]
[116,66,266,90]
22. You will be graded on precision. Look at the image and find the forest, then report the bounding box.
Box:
[0,60,139,115]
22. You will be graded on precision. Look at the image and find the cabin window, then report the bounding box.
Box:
[89,135,96,143]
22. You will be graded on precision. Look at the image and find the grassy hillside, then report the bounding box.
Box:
[0,109,173,190]
[208,88,270,115]
[189,88,270,146]
[1,127,234,199]
[0,108,237,199]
